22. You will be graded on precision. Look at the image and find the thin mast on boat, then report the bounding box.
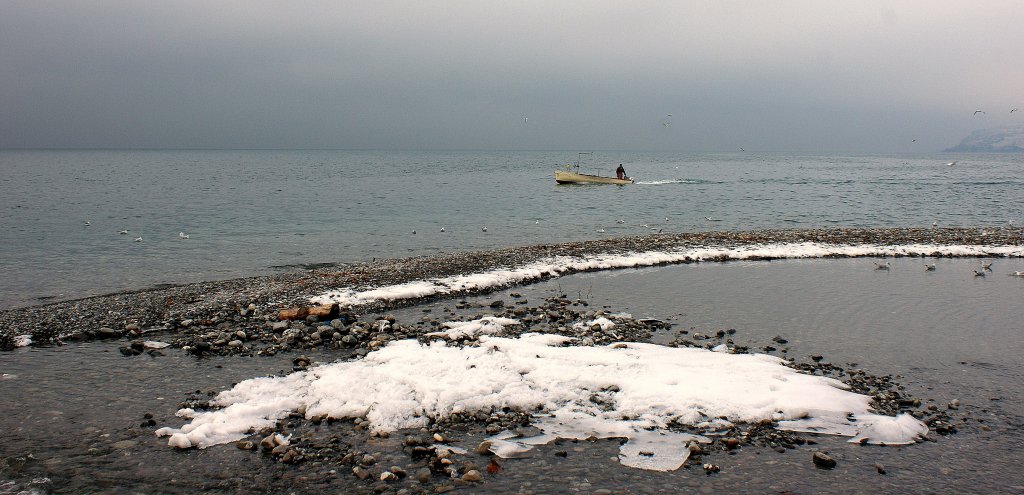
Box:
[573,152,592,173]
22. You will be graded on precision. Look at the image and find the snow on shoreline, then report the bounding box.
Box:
[157,321,929,470]
[310,242,1024,307]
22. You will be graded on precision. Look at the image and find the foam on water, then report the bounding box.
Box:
[311,242,1024,307]
[156,321,928,470]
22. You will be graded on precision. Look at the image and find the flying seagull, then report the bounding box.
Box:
[974,269,986,277]
[1011,108,1019,114]
[981,261,993,271]
[974,110,985,115]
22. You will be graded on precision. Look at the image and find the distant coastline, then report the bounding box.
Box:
[944,124,1024,152]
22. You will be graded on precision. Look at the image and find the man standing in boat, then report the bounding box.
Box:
[616,164,627,180]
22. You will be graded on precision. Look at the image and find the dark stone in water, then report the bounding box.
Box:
[813,451,836,469]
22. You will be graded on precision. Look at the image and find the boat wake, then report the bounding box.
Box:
[635,179,704,185]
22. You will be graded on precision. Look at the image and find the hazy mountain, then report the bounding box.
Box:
[944,124,1024,152]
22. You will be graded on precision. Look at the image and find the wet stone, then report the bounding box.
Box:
[813,451,837,469]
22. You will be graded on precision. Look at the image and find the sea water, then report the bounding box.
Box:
[1,149,1022,308]
[2,150,1023,492]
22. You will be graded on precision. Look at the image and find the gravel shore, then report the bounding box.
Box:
[2,226,1021,350]
[2,226,1016,494]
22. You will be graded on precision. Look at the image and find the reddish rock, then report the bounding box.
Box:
[307,303,339,320]
[277,307,309,321]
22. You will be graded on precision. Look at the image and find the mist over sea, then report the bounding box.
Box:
[1,149,1021,308]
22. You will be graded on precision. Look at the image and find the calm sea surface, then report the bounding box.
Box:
[1,150,1022,308]
[1,150,1023,492]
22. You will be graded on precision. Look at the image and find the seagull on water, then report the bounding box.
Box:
[596,228,606,233]
[83,220,91,226]
[178,232,189,239]
[932,220,938,228]
[481,227,487,232]
[616,219,625,224]
[875,261,891,270]
[411,230,416,235]
[925,264,936,271]
[119,229,129,235]
[440,227,446,233]
[1010,271,1024,277]
[947,161,957,167]
[134,236,143,242]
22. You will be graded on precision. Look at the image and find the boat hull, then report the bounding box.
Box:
[554,170,634,185]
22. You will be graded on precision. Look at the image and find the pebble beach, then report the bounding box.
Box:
[2,226,1023,494]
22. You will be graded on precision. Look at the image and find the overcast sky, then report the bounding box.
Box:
[2,1,1022,152]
